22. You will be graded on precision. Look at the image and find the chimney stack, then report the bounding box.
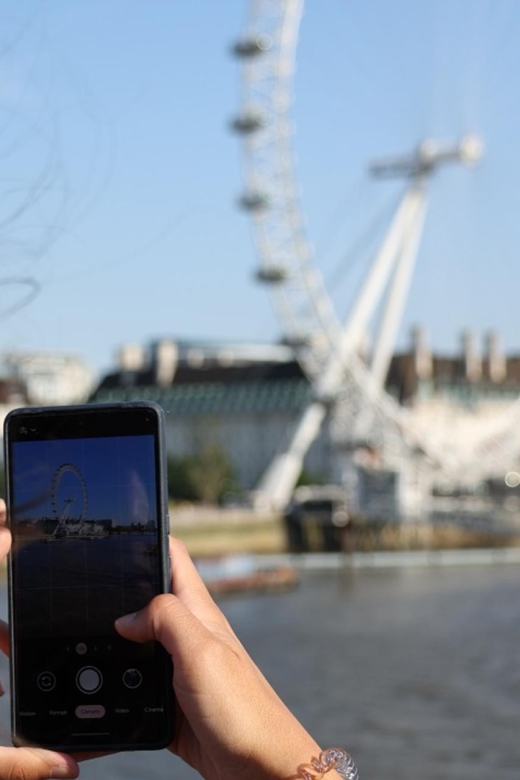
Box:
[117,343,145,372]
[483,330,506,383]
[117,343,145,388]
[461,329,481,382]
[153,339,178,387]
[411,325,432,380]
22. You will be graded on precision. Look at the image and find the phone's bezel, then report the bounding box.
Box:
[4,401,175,752]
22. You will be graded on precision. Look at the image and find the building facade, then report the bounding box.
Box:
[92,339,331,490]
[91,332,520,495]
[0,352,93,459]
[1,352,93,407]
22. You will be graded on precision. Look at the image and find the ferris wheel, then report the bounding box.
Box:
[231,0,520,510]
[51,462,88,523]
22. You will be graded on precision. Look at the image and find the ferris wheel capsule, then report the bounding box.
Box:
[231,34,272,58]
[255,266,289,284]
[238,191,271,211]
[230,111,265,134]
[281,334,313,349]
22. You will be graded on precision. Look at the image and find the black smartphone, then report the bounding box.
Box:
[3,402,175,751]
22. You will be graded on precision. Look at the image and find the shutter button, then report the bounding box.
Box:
[76,666,103,695]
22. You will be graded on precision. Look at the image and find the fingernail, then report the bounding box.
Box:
[115,612,137,628]
[49,765,76,779]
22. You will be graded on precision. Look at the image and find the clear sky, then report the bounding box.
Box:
[0,0,519,379]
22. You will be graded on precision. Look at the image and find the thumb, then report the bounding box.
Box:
[0,746,79,779]
[115,593,212,665]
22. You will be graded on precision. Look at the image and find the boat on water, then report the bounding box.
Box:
[196,555,298,596]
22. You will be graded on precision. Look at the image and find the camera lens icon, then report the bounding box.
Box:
[122,668,143,689]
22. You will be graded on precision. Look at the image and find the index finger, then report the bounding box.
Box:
[169,537,231,632]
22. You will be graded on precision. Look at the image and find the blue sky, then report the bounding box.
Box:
[0,1,519,377]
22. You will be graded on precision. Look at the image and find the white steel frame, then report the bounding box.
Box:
[232,0,517,511]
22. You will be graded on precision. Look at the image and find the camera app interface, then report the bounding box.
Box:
[10,433,169,747]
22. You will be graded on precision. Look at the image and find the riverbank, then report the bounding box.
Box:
[171,507,283,556]
[170,505,520,557]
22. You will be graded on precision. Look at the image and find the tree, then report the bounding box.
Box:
[167,456,199,502]
[168,445,236,504]
[295,467,326,487]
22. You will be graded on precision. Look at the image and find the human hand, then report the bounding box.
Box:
[115,538,335,780]
[0,499,79,780]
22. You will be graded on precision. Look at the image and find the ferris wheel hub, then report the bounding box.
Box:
[370,134,483,179]
[459,134,484,165]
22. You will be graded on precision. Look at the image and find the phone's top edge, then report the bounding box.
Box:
[3,402,165,440]
[5,401,164,417]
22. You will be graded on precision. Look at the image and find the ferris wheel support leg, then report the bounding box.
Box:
[256,401,327,511]
[317,187,423,398]
[255,188,426,511]
[370,186,427,389]
[352,187,427,441]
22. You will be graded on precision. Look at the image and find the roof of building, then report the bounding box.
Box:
[92,377,312,416]
[387,353,520,403]
[154,338,296,363]
[97,358,306,392]
[91,341,520,416]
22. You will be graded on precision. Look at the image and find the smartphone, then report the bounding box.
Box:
[4,402,175,751]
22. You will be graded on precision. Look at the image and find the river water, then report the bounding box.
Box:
[0,563,520,780]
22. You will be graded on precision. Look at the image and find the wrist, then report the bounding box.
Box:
[253,724,336,780]
[254,732,354,780]
[243,713,321,780]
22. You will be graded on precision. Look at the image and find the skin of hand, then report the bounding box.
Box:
[0,499,80,780]
[115,537,341,780]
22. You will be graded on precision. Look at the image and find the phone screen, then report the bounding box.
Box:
[6,405,174,750]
